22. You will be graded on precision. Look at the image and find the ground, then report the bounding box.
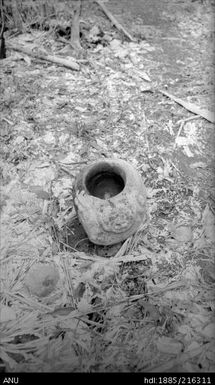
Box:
[0,0,215,373]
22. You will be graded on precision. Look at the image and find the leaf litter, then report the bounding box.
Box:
[0,0,215,373]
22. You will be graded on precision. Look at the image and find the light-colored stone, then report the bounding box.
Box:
[74,158,147,246]
[24,263,59,297]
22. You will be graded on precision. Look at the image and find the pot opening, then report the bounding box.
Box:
[85,165,125,200]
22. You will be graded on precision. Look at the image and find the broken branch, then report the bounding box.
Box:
[160,89,215,123]
[8,43,80,71]
[94,0,135,42]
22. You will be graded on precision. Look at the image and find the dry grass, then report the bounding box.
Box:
[0,0,215,373]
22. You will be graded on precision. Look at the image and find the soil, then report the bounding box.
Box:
[69,0,215,254]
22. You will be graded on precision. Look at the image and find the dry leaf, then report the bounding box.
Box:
[185,341,201,352]
[156,336,183,355]
[115,47,129,59]
[134,69,151,82]
[201,323,215,339]
[175,137,194,157]
[205,350,215,361]
[28,186,50,200]
[0,350,17,369]
[43,132,56,145]
[77,298,93,313]
[168,223,193,243]
[0,305,16,323]
[174,225,193,242]
[178,324,192,336]
[157,160,173,181]
[190,162,208,169]
[202,205,215,242]
[110,39,122,49]
[75,106,87,112]
[23,55,32,66]
[87,25,101,43]
[14,135,24,145]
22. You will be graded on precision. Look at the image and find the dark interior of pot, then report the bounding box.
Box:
[85,165,125,200]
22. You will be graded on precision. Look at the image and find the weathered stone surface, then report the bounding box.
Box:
[24,263,60,297]
[74,158,147,246]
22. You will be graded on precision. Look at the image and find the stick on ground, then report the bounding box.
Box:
[8,44,80,71]
[160,89,215,123]
[95,0,135,42]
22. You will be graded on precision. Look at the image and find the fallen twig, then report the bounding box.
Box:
[94,0,135,42]
[160,89,215,123]
[1,117,13,125]
[8,43,80,71]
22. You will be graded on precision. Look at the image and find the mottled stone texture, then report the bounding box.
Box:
[74,159,147,246]
[24,263,59,297]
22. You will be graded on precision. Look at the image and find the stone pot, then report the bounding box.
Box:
[73,158,147,246]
